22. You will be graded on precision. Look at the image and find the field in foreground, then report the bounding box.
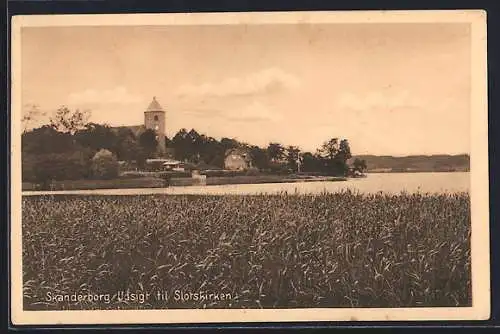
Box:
[22,191,471,310]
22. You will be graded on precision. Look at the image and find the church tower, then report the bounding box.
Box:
[144,96,166,155]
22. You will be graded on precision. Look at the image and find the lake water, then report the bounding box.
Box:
[22,172,470,196]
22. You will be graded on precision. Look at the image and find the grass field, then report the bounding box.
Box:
[22,191,471,310]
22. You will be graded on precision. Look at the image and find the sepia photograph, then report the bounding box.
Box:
[10,10,489,325]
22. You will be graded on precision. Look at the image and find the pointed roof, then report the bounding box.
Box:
[145,96,165,113]
[225,147,251,159]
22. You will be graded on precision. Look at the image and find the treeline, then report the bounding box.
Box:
[22,106,367,185]
[169,129,364,176]
[355,154,470,172]
[22,107,155,185]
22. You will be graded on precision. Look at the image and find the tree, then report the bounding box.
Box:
[23,148,93,186]
[300,152,320,173]
[316,137,352,176]
[200,136,225,168]
[139,129,158,158]
[353,158,367,173]
[187,129,202,163]
[286,146,301,172]
[338,139,352,162]
[115,133,141,162]
[22,125,74,154]
[318,138,339,160]
[91,149,119,179]
[267,142,285,162]
[115,127,136,140]
[249,145,270,171]
[171,128,189,161]
[49,106,90,134]
[74,123,118,153]
[220,137,240,151]
[112,127,139,161]
[334,139,352,176]
[165,136,172,148]
[170,131,243,167]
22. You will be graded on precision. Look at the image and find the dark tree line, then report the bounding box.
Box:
[168,129,357,176]
[22,106,367,184]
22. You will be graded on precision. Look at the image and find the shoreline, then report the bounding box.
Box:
[20,171,469,195]
[21,175,349,192]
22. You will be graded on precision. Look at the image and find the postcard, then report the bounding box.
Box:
[10,10,489,325]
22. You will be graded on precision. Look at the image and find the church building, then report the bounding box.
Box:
[144,96,166,154]
[112,96,169,158]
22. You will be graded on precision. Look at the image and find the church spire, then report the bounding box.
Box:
[146,96,164,113]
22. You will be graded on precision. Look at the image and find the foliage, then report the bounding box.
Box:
[22,115,357,178]
[22,191,471,310]
[139,129,159,157]
[338,139,352,161]
[246,146,268,171]
[22,124,94,186]
[22,149,94,187]
[74,123,118,152]
[286,146,301,172]
[300,152,321,173]
[171,128,230,167]
[90,149,120,179]
[353,158,368,173]
[220,137,240,152]
[317,138,352,176]
[318,138,340,160]
[22,125,75,154]
[49,106,90,134]
[267,142,285,162]
[115,132,141,162]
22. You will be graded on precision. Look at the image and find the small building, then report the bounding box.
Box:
[224,148,253,171]
[161,159,185,171]
[143,158,181,171]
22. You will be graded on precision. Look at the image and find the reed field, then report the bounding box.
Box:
[22,191,471,310]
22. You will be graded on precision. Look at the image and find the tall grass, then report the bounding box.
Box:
[22,190,471,310]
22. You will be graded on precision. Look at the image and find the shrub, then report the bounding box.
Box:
[91,149,119,179]
[268,162,291,175]
[22,149,93,186]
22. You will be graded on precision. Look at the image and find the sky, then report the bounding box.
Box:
[20,23,471,156]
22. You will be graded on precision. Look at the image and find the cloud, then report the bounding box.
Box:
[226,101,283,122]
[175,68,301,98]
[180,101,283,123]
[67,86,145,106]
[336,90,422,113]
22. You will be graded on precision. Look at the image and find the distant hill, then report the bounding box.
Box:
[352,154,470,173]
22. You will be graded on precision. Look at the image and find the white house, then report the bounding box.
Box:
[224,148,253,171]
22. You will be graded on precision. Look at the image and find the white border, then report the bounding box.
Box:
[10,10,490,325]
